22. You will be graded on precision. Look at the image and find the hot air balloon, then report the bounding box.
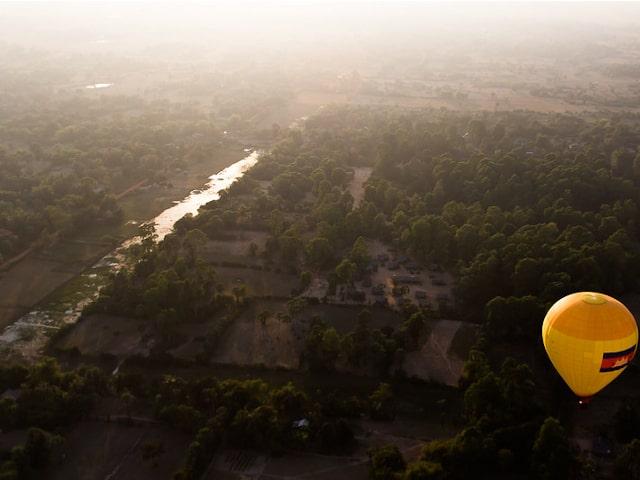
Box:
[542,292,638,403]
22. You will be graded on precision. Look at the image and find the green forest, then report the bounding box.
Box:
[2,4,640,477]
[71,107,640,479]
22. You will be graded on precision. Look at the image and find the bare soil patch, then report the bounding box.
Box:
[205,230,269,257]
[46,420,191,480]
[403,319,478,386]
[215,266,299,298]
[55,314,151,357]
[348,167,372,207]
[209,300,299,368]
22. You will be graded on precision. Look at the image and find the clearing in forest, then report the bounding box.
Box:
[348,167,373,208]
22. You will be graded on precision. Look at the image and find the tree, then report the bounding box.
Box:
[306,237,334,269]
[369,445,406,480]
[121,390,135,419]
[335,259,357,286]
[299,271,312,291]
[498,358,537,421]
[460,348,491,388]
[614,400,640,443]
[403,461,443,480]
[369,383,396,421]
[463,373,504,425]
[303,323,341,371]
[13,428,63,473]
[400,312,427,351]
[531,417,574,480]
[183,229,208,264]
[615,439,640,480]
[350,236,370,270]
[513,257,542,294]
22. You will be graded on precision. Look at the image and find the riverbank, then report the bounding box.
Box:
[0,145,247,339]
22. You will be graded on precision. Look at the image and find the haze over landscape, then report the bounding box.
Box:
[1,2,640,479]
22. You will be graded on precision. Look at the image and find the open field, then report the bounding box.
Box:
[209,300,299,368]
[57,298,474,387]
[0,146,246,333]
[208,415,458,480]
[403,319,478,386]
[292,42,640,115]
[204,230,270,259]
[208,302,403,369]
[0,245,107,330]
[46,421,191,480]
[215,266,300,298]
[54,314,151,358]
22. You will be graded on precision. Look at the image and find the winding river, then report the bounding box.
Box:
[0,150,260,357]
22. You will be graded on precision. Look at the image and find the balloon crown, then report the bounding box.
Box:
[581,292,607,305]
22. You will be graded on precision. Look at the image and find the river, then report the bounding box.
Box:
[0,150,260,358]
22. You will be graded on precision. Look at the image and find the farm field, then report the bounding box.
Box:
[46,421,192,480]
[0,146,246,334]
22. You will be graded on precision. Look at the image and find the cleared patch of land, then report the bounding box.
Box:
[54,314,151,358]
[403,319,478,386]
[209,415,457,480]
[209,301,300,369]
[46,420,191,480]
[348,167,373,207]
[204,230,269,258]
[215,266,300,298]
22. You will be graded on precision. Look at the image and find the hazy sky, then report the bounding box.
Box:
[1,1,639,66]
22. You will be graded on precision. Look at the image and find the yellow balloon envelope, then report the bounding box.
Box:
[542,292,638,399]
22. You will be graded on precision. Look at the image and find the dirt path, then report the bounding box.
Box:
[114,178,148,200]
